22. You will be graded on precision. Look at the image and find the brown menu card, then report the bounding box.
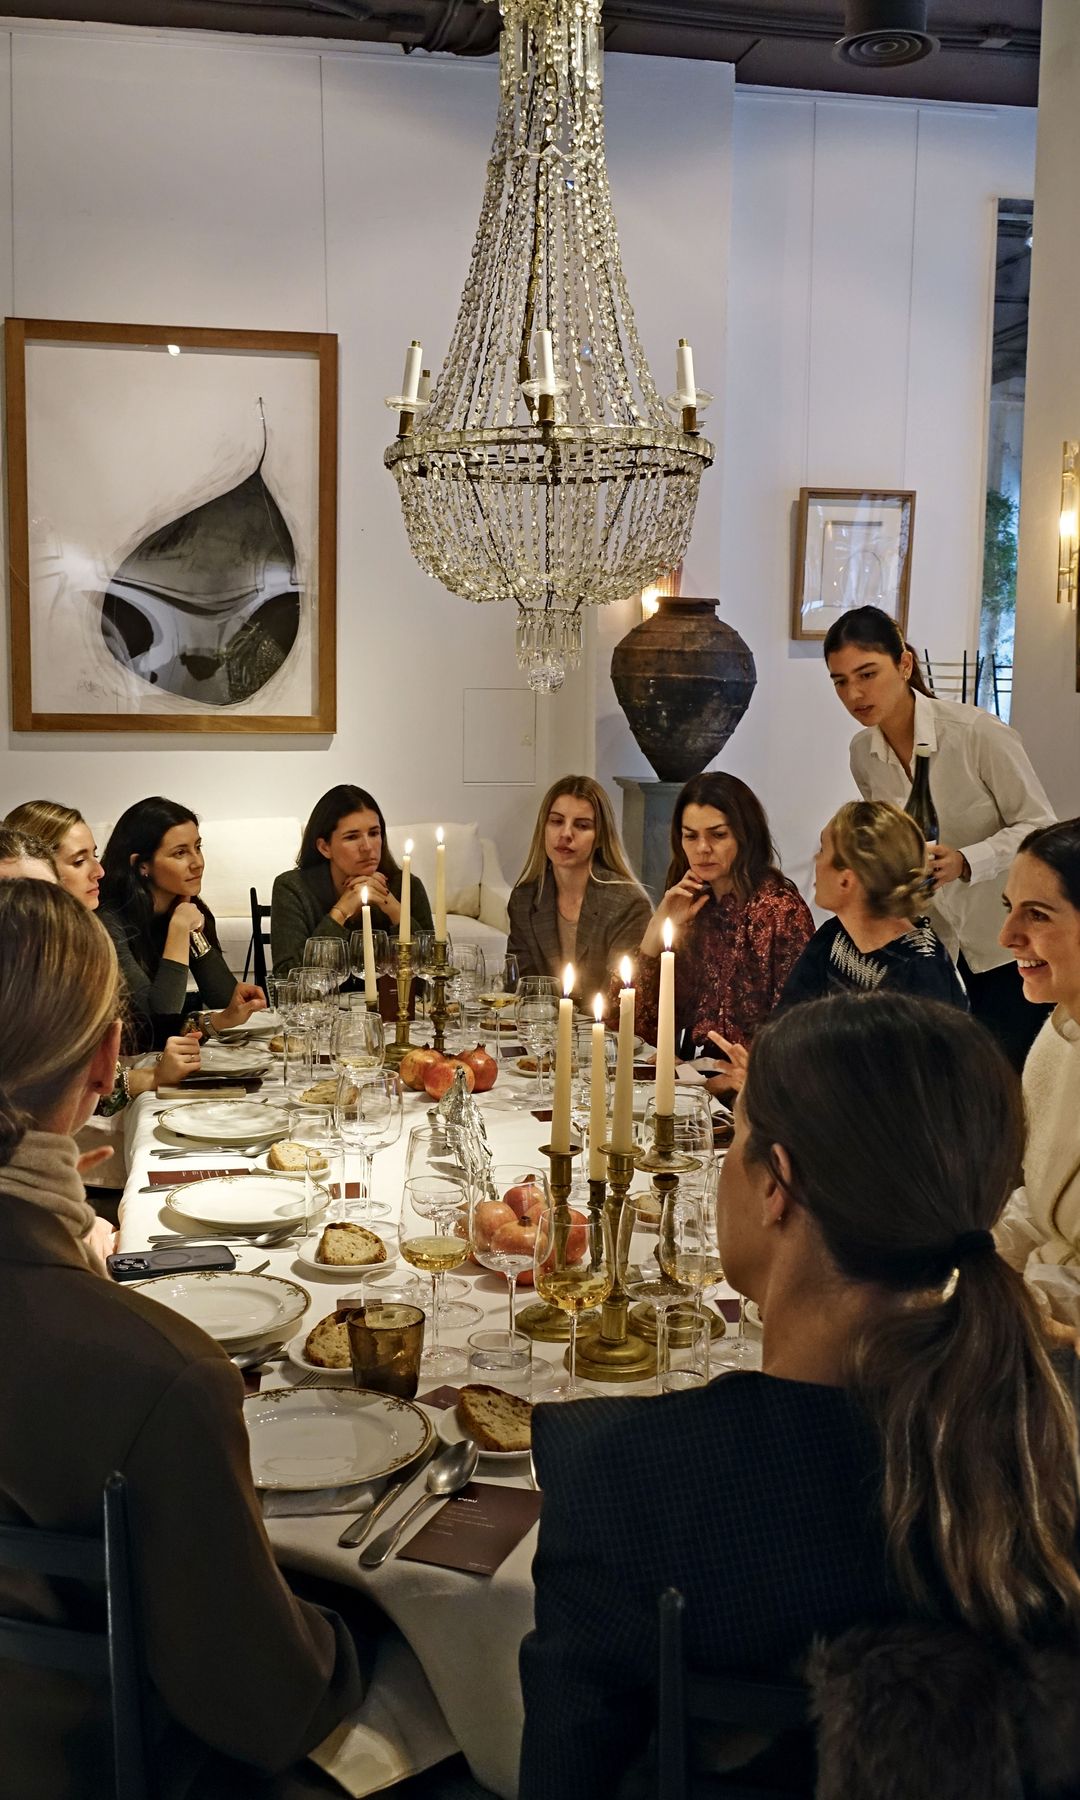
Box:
[398,1483,542,1577]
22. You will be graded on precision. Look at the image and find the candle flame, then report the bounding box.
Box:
[563,964,575,997]
[361,886,369,906]
[619,955,633,987]
[662,918,674,950]
[593,994,604,1023]
[436,826,444,846]
[404,838,413,856]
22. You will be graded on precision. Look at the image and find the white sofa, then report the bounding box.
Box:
[93,816,512,978]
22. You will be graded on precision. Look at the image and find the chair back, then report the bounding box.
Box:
[0,1473,151,1800]
[990,655,1014,719]
[246,887,272,989]
[923,650,983,705]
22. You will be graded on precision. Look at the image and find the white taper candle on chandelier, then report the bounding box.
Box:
[434,827,447,940]
[550,965,576,1155]
[401,341,423,406]
[400,840,413,944]
[589,993,607,1179]
[656,917,676,1114]
[360,887,377,1006]
[535,328,556,396]
[611,957,636,1153]
[676,338,696,408]
[418,368,432,406]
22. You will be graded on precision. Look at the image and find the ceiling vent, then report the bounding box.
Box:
[834,0,939,68]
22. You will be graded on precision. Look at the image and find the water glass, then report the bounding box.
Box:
[282,1026,315,1097]
[660,1309,711,1392]
[286,1105,342,1232]
[346,1300,426,1399]
[466,1329,533,1395]
[400,1175,470,1378]
[334,1071,402,1221]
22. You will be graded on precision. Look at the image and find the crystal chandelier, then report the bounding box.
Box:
[384,0,714,692]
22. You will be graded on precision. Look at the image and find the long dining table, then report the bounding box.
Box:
[116,1035,737,1798]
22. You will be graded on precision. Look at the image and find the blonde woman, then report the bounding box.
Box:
[507,776,651,1004]
[5,800,103,910]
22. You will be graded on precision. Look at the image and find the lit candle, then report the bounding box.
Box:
[401,341,423,406]
[550,964,576,1156]
[676,337,696,407]
[361,886,377,1007]
[536,327,556,396]
[656,917,676,1114]
[434,826,447,941]
[400,839,413,944]
[610,957,636,1153]
[589,993,607,1180]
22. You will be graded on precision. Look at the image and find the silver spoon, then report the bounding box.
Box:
[358,1439,479,1569]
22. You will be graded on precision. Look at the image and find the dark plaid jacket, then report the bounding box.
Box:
[519,1373,904,1800]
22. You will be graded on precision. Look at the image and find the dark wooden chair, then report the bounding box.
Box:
[0,1472,151,1799]
[246,886,272,991]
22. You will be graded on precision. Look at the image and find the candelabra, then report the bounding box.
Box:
[382,940,414,1071]
[628,1110,725,1349]
[428,939,454,1055]
[574,1153,655,1383]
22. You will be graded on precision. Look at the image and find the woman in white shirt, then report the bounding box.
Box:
[824,605,1055,1068]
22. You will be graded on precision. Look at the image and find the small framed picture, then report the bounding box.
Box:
[792,487,915,642]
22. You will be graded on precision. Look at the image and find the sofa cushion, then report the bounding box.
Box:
[386,823,482,920]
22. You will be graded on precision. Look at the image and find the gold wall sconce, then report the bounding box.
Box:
[641,564,683,620]
[1059,440,1078,607]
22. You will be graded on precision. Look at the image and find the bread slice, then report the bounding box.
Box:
[300,1078,341,1106]
[269,1035,286,1054]
[304,1316,352,1369]
[315,1223,388,1267]
[456,1384,533,1453]
[267,1139,329,1173]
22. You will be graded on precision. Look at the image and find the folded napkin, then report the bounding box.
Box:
[310,1629,456,1797]
[263,1482,379,1519]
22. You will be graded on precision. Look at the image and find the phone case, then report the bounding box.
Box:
[106,1245,237,1282]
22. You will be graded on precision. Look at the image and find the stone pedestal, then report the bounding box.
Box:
[615,778,682,904]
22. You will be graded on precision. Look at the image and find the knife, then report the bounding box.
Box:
[336,1439,437,1549]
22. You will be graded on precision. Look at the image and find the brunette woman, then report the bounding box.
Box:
[270,784,432,979]
[824,604,1054,1066]
[635,772,812,1052]
[507,775,651,1005]
[99,797,264,1048]
[521,993,1080,1799]
[4,799,103,909]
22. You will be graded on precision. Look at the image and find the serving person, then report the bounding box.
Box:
[635,772,813,1053]
[99,797,265,1049]
[0,880,363,1797]
[520,993,1080,1800]
[4,800,103,909]
[824,604,1055,1067]
[0,824,57,883]
[271,784,433,979]
[995,820,1080,1317]
[507,776,651,1005]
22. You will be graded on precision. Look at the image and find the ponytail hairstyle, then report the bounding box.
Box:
[514,775,646,895]
[827,800,928,921]
[0,825,58,876]
[665,772,795,905]
[0,881,120,1164]
[742,992,1080,1644]
[296,786,398,878]
[1018,817,1080,911]
[822,605,933,698]
[99,797,219,974]
[4,799,84,855]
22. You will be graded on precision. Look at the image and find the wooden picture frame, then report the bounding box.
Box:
[5,318,337,733]
[792,486,915,643]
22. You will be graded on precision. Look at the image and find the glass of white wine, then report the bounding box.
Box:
[330,1008,385,1077]
[532,1197,613,1401]
[478,952,520,1063]
[400,1175,470,1377]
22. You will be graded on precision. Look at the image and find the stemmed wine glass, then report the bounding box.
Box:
[659,1168,722,1382]
[303,935,349,999]
[400,1175,471,1378]
[479,953,520,1063]
[412,930,437,1022]
[617,1188,693,1393]
[334,1071,402,1221]
[471,1163,548,1335]
[532,1194,612,1400]
[514,976,560,1105]
[451,944,486,1047]
[330,1009,385,1077]
[403,1127,483,1328]
[348,928,389,1001]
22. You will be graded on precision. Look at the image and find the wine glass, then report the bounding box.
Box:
[413,930,437,1022]
[334,1071,402,1221]
[403,1126,483,1328]
[303,935,349,997]
[659,1171,721,1384]
[514,977,560,1105]
[532,1195,612,1400]
[471,1163,549,1336]
[286,1104,342,1233]
[617,1188,693,1393]
[330,1008,385,1077]
[400,1175,471,1378]
[450,944,486,1048]
[479,952,520,1063]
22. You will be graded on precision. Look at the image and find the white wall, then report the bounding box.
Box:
[596,88,1038,894]
[0,20,732,880]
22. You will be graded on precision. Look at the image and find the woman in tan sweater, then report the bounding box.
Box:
[996,819,1080,1311]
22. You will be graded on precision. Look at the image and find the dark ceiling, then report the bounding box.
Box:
[0,1,1042,106]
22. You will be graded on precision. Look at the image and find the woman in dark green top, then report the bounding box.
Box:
[271,785,433,979]
[99,798,266,1050]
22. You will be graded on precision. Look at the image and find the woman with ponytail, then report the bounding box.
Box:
[0,881,361,1797]
[824,605,1055,1068]
[521,993,1080,1800]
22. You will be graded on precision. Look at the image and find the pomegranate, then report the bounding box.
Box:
[399,1047,443,1092]
[423,1057,476,1100]
[472,1199,517,1252]
[458,1043,498,1092]
[502,1198,588,1286]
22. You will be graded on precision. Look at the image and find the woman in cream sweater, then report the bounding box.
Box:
[996,818,1080,1309]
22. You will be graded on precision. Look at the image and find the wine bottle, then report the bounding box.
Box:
[906,746,940,846]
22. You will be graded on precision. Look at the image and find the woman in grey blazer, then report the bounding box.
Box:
[507,775,651,1008]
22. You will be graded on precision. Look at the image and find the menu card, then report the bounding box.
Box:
[417,1385,462,1410]
[398,1482,542,1577]
[148,1168,240,1185]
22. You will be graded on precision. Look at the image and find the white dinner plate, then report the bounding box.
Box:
[293,1231,398,1276]
[217,1011,281,1040]
[244,1388,434,1491]
[197,1043,272,1078]
[437,1403,535,1462]
[164,1174,313,1231]
[158,1098,290,1145]
[132,1269,310,1349]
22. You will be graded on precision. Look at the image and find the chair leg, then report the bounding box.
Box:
[658,1589,688,1800]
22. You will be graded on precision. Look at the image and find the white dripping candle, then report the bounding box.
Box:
[400,840,413,944]
[611,957,636,1153]
[361,886,377,1007]
[589,993,608,1180]
[434,826,447,941]
[550,964,576,1156]
[656,917,676,1114]
[401,341,423,406]
[676,337,696,407]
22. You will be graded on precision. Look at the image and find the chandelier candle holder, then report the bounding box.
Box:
[574,1144,655,1383]
[428,939,454,1056]
[384,0,714,694]
[515,1143,582,1342]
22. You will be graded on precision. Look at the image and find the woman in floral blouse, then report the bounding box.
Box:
[636,773,813,1058]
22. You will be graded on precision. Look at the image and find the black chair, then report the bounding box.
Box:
[923,649,983,705]
[991,655,1013,719]
[246,886,272,990]
[0,1472,151,1799]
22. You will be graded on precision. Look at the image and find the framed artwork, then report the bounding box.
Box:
[792,487,915,642]
[5,318,338,732]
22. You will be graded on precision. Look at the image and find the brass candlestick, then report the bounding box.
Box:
[681,402,698,435]
[383,939,414,1070]
[627,1110,711,1354]
[429,938,454,1055]
[515,1142,584,1343]
[574,1150,655,1383]
[397,406,415,438]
